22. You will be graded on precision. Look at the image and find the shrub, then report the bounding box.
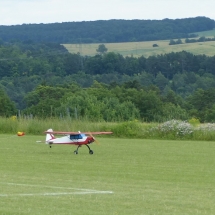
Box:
[149,119,193,139]
[192,123,215,141]
[110,120,143,138]
[188,117,200,126]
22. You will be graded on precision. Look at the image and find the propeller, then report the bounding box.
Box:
[89,133,99,145]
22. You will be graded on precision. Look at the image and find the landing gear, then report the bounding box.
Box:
[74,150,78,154]
[74,144,94,155]
[86,144,93,155]
[89,150,94,155]
[74,145,81,154]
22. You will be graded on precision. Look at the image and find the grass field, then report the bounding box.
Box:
[63,40,215,58]
[63,29,215,57]
[195,29,215,37]
[0,134,215,214]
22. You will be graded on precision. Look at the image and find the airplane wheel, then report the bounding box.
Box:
[49,145,52,148]
[74,150,78,154]
[89,150,93,155]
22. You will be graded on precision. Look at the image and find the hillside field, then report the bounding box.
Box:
[63,29,215,57]
[0,134,215,214]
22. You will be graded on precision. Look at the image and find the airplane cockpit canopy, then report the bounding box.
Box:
[70,134,86,140]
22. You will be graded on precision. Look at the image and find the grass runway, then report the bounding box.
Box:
[0,134,215,214]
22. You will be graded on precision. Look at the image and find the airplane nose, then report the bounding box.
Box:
[88,137,93,143]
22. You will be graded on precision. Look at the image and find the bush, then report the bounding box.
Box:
[149,119,193,139]
[192,123,215,140]
[188,117,200,126]
[110,120,143,138]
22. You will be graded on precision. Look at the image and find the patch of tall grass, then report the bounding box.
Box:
[0,117,117,135]
[1,117,215,141]
[0,117,18,134]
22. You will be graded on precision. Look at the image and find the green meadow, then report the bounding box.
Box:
[0,134,215,215]
[63,40,215,58]
[63,29,215,57]
[195,29,215,37]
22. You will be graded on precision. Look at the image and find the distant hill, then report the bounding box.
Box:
[0,16,214,43]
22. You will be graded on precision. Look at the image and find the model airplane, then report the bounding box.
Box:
[44,129,113,155]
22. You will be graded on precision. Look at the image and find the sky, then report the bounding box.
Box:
[0,0,215,26]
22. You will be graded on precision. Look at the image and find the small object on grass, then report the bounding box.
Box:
[17,131,25,136]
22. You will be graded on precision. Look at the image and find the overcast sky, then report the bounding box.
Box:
[0,0,215,26]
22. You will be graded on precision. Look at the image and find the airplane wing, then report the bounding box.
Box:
[44,131,113,135]
[83,132,113,135]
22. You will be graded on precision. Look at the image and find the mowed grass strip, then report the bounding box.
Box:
[0,134,215,215]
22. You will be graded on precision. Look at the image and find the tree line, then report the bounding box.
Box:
[0,17,214,43]
[185,36,215,43]
[1,41,215,79]
[169,36,215,45]
[1,41,215,122]
[2,81,215,123]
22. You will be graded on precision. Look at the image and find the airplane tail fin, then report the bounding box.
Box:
[45,128,55,143]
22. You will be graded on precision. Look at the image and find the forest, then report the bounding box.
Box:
[0,16,214,43]
[1,39,215,123]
